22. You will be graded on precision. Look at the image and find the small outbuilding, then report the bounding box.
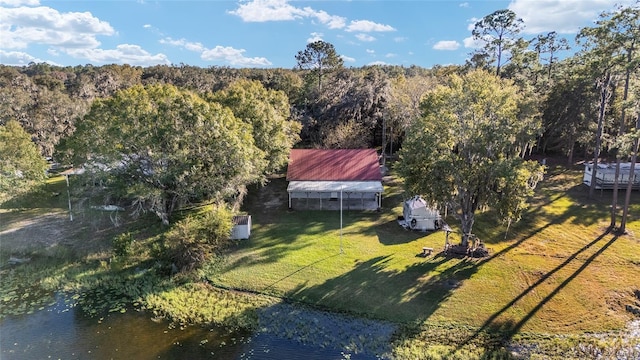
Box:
[286,149,383,211]
[401,196,441,231]
[231,215,251,240]
[583,162,640,190]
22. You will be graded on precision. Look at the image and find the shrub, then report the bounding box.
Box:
[112,232,134,258]
[164,205,233,272]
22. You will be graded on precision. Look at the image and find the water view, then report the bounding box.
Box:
[0,294,372,359]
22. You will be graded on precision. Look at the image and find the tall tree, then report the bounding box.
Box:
[397,70,543,247]
[0,120,49,202]
[540,61,597,164]
[62,84,265,224]
[471,9,524,77]
[385,73,438,159]
[532,31,570,81]
[577,3,640,231]
[602,4,640,233]
[322,119,371,149]
[26,87,87,157]
[621,109,639,232]
[296,67,388,148]
[208,79,301,175]
[606,4,640,232]
[295,40,344,89]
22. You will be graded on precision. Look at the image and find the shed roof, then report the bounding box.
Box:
[286,149,381,181]
[232,215,251,226]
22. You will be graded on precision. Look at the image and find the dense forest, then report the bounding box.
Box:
[1,5,638,229]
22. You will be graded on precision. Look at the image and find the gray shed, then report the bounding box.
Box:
[231,215,251,240]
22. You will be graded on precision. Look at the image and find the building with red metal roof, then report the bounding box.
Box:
[286,149,383,210]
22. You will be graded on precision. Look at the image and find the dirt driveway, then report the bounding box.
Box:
[0,206,128,258]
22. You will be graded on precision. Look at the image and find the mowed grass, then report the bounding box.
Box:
[207,165,640,336]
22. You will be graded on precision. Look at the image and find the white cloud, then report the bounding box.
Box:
[366,49,375,54]
[467,17,479,31]
[229,0,346,29]
[0,49,44,65]
[355,33,376,42]
[0,2,278,67]
[229,0,305,22]
[346,20,395,32]
[0,0,39,6]
[229,0,398,37]
[433,40,460,51]
[201,46,272,66]
[160,37,205,52]
[459,2,469,8]
[308,8,346,29]
[368,60,387,66]
[341,54,356,63]
[0,4,173,66]
[509,0,636,34]
[0,5,115,49]
[463,36,483,49]
[161,36,272,67]
[307,32,323,43]
[66,44,170,66]
[385,53,397,58]
[394,36,407,43]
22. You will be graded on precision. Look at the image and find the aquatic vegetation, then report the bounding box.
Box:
[144,282,276,330]
[0,256,75,318]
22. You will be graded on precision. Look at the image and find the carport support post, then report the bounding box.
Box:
[66,174,73,221]
[340,187,343,254]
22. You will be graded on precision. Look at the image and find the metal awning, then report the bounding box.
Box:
[287,181,383,193]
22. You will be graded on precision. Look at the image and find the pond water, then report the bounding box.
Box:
[0,294,373,359]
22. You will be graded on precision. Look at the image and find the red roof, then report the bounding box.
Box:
[286,149,382,181]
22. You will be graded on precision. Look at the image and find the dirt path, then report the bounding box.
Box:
[0,206,125,257]
[1,210,73,252]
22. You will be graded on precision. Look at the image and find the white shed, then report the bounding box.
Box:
[231,215,251,240]
[402,196,441,231]
[583,162,640,190]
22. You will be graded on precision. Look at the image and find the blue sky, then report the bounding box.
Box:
[0,0,634,68]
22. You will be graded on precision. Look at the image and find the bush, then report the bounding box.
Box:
[112,232,134,258]
[164,205,233,272]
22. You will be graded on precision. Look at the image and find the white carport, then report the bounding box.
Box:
[287,180,383,210]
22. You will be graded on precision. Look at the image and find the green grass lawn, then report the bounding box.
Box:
[2,165,639,358]
[207,165,640,337]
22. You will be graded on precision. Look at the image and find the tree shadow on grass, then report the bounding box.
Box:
[262,253,341,292]
[286,253,479,325]
[473,165,612,250]
[241,176,291,225]
[454,230,620,355]
[374,220,436,246]
[0,176,68,210]
[472,186,611,270]
[222,211,345,271]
